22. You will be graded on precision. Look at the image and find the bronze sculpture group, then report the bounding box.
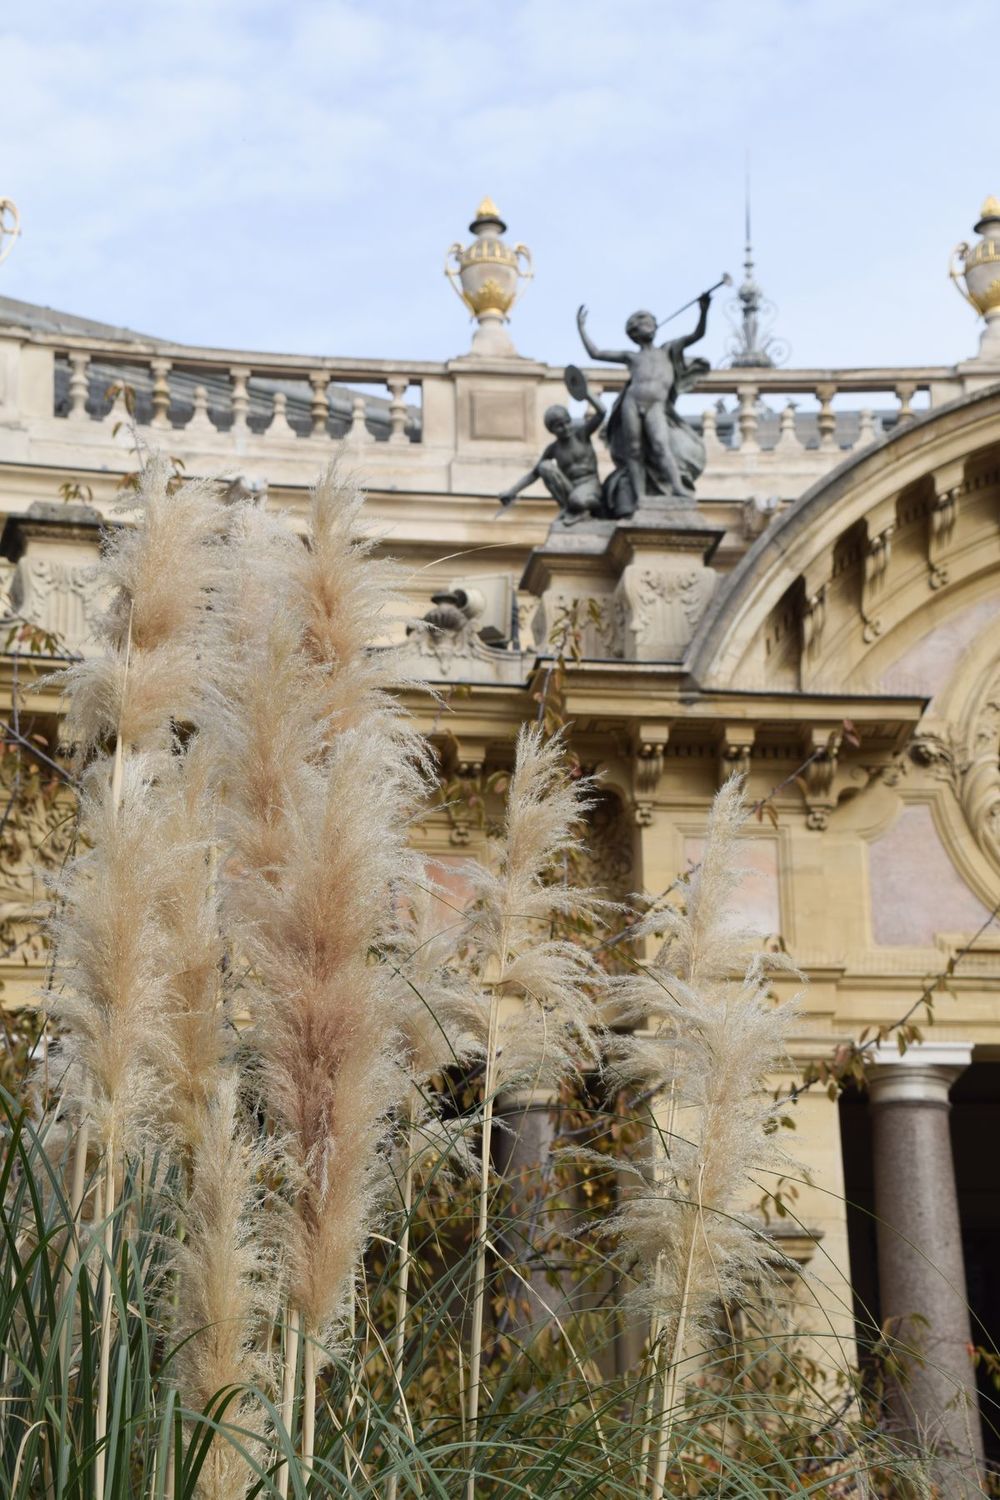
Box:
[499,288,716,524]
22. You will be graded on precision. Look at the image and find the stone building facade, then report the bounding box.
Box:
[2,198,1000,1469]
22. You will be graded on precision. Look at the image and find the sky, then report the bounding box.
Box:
[0,0,994,372]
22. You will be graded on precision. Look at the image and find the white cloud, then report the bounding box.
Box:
[0,0,995,366]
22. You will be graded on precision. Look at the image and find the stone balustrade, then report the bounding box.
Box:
[0,312,965,501]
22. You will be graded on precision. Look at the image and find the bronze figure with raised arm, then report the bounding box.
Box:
[576,292,712,512]
[498,384,607,525]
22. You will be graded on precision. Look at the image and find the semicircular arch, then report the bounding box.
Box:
[688,382,1000,695]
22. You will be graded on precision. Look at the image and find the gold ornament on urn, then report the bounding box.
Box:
[445,198,532,356]
[950,197,1000,361]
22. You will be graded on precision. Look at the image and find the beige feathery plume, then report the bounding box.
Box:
[45,756,173,1158]
[145,740,230,1160]
[464,725,605,1092]
[59,457,225,760]
[289,468,418,735]
[382,876,478,1121]
[43,461,229,1497]
[605,777,799,1497]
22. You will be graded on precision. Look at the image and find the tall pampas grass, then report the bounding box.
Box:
[206,474,431,1478]
[608,776,798,1498]
[461,725,606,1500]
[45,462,225,1495]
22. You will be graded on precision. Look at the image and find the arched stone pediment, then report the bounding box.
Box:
[688,382,1000,695]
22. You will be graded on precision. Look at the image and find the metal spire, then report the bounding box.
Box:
[726,161,787,368]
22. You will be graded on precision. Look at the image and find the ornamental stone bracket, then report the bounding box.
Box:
[798,724,844,830]
[434,733,490,846]
[719,723,756,787]
[861,514,895,645]
[927,461,964,590]
[631,721,671,826]
[0,501,106,655]
[799,549,834,681]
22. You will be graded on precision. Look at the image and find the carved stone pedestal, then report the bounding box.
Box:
[0,501,105,655]
[609,504,723,662]
[520,519,618,657]
[521,507,723,664]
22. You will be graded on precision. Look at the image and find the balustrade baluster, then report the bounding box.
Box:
[894,381,917,424]
[188,384,215,434]
[67,353,90,422]
[816,382,837,450]
[309,373,331,438]
[269,390,298,440]
[386,376,409,446]
[776,401,798,449]
[701,404,724,457]
[150,358,172,430]
[230,366,250,435]
[737,383,759,452]
[345,395,370,446]
[857,409,877,448]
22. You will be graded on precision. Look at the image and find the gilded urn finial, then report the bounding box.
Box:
[445,198,533,357]
[950,196,1000,362]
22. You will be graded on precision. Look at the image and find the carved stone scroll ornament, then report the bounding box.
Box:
[616,564,716,660]
[632,733,669,826]
[719,726,755,786]
[12,556,104,653]
[861,523,894,644]
[801,582,827,669]
[928,487,958,590]
[799,727,843,831]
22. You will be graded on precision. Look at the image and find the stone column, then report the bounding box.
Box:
[869,1042,984,1491]
[495,1091,567,1328]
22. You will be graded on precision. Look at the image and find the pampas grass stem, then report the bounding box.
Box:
[650,1163,703,1500]
[301,1331,317,1476]
[465,984,502,1500]
[275,1306,301,1500]
[385,1102,416,1500]
[93,606,132,1500]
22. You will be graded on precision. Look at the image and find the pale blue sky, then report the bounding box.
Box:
[1,0,992,370]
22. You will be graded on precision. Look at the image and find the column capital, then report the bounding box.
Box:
[868,1040,973,1106]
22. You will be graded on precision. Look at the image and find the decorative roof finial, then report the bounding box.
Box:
[445,198,533,358]
[949,195,1000,363]
[725,161,788,368]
